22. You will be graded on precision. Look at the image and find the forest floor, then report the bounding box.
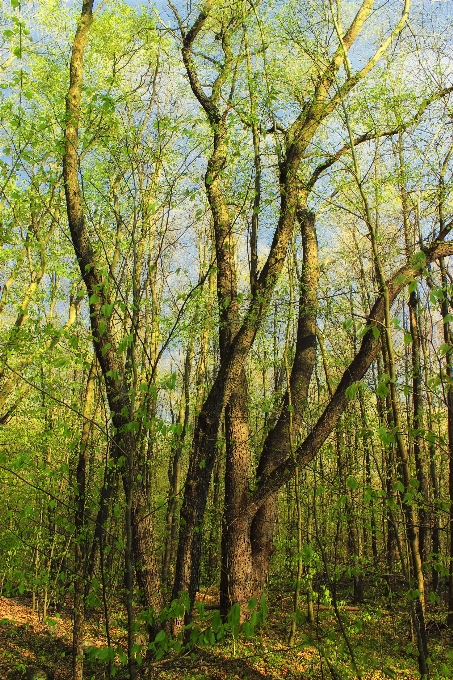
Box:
[0,590,452,679]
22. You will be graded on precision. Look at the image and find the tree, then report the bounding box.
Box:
[1,1,453,678]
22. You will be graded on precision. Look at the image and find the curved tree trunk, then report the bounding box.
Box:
[63,4,163,672]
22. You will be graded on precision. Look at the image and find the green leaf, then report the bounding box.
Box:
[371,325,380,339]
[211,610,222,632]
[170,422,183,436]
[101,303,114,318]
[403,332,412,346]
[97,646,114,662]
[228,602,240,639]
[432,286,444,300]
[444,314,453,324]
[154,629,166,643]
[302,543,314,564]
[247,596,257,610]
[377,427,394,445]
[439,343,451,356]
[89,293,100,304]
[345,382,360,399]
[53,357,70,368]
[164,372,177,390]
[427,591,440,604]
[116,646,127,664]
[411,251,426,270]
[101,342,111,356]
[118,333,134,353]
[376,381,389,398]
[241,621,252,638]
[346,476,358,490]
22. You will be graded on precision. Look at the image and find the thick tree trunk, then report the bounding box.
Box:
[250,208,318,594]
[220,373,254,615]
[172,0,425,622]
[63,1,163,656]
[131,486,164,625]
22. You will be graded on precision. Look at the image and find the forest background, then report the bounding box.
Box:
[1,0,453,678]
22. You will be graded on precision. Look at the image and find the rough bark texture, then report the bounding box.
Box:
[63,0,163,648]
[220,373,254,614]
[250,208,319,596]
[131,486,164,624]
[172,0,413,615]
[243,239,453,519]
[409,290,429,563]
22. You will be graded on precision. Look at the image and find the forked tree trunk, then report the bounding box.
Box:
[249,208,319,600]
[218,208,319,616]
[172,0,425,623]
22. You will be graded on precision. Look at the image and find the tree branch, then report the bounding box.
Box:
[245,236,453,518]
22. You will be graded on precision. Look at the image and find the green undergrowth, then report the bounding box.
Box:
[1,592,453,679]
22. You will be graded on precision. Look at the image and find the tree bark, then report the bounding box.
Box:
[63,2,164,665]
[250,208,319,597]
[72,357,96,680]
[409,289,429,563]
[440,257,453,627]
[173,0,416,618]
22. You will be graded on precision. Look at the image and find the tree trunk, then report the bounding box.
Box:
[162,341,192,585]
[63,2,164,661]
[250,208,318,597]
[440,257,453,627]
[72,358,96,680]
[220,372,254,615]
[408,290,429,563]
